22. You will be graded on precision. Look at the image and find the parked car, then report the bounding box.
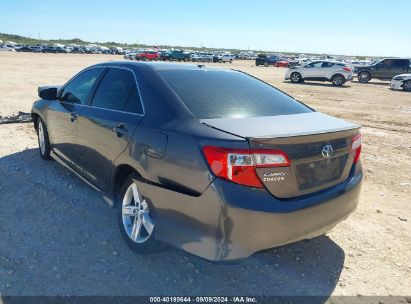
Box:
[16,46,33,52]
[355,58,411,83]
[31,46,44,53]
[190,52,213,62]
[255,54,279,66]
[218,54,235,63]
[169,50,191,61]
[159,51,171,61]
[390,74,411,91]
[285,61,353,86]
[135,51,159,61]
[0,46,15,52]
[32,62,362,261]
[275,60,289,68]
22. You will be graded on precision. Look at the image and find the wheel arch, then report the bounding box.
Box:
[290,71,303,80]
[31,112,40,131]
[358,70,372,78]
[331,73,345,80]
[112,164,142,207]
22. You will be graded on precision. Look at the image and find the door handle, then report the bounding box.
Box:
[69,112,77,122]
[114,124,128,137]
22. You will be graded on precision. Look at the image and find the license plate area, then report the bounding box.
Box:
[296,155,347,190]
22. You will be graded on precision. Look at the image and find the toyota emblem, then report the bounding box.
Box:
[322,145,334,158]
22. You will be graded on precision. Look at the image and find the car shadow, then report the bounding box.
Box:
[284,81,351,88]
[351,80,389,86]
[0,148,344,300]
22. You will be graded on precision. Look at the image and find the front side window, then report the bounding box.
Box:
[382,59,393,68]
[60,68,104,104]
[159,69,312,119]
[91,68,143,114]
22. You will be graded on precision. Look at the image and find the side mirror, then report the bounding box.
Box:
[38,86,59,100]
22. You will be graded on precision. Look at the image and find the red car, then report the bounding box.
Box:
[135,51,159,61]
[275,60,289,68]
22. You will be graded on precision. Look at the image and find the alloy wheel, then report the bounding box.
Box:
[38,121,46,155]
[290,72,301,83]
[358,72,370,83]
[403,80,411,92]
[122,182,154,243]
[333,75,344,86]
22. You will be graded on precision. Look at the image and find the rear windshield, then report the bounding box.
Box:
[159,69,312,119]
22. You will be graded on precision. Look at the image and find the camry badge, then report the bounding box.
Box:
[322,145,334,158]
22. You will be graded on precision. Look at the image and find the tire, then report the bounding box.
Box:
[290,72,302,83]
[117,174,158,253]
[36,118,51,160]
[331,74,345,86]
[358,71,371,83]
[403,80,411,92]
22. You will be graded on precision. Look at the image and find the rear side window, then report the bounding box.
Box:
[322,62,335,68]
[91,68,143,114]
[392,59,407,68]
[61,68,104,104]
[306,62,323,68]
[159,70,312,119]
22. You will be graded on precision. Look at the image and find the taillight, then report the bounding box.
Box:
[343,67,351,72]
[351,134,362,164]
[202,146,290,188]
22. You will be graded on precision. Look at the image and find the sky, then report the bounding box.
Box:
[1,0,410,57]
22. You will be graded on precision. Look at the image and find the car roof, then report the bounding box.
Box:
[91,61,237,73]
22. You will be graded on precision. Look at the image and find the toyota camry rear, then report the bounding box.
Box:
[32,62,362,261]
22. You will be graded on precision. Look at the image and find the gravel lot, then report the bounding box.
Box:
[0,53,410,298]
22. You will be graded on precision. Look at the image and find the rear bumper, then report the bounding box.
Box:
[137,166,362,261]
[219,174,361,260]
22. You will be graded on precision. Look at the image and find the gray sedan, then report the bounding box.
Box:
[31,62,362,261]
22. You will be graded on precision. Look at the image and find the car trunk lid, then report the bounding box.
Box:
[201,112,360,198]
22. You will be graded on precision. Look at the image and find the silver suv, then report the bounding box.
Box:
[285,61,353,86]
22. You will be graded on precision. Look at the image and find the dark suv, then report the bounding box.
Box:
[355,58,411,83]
[255,54,279,66]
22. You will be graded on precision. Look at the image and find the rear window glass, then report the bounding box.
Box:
[159,70,312,119]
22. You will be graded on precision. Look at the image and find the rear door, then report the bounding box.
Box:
[321,61,336,79]
[76,67,144,191]
[47,67,104,171]
[394,59,410,75]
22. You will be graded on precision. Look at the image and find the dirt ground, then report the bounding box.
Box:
[0,52,410,298]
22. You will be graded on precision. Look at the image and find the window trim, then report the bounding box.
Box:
[58,66,106,105]
[88,66,145,115]
[59,66,145,117]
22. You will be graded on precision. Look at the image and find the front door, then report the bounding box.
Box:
[76,67,144,192]
[46,67,105,171]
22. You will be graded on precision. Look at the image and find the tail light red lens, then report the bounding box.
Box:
[343,67,352,72]
[203,146,290,188]
[351,133,362,164]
